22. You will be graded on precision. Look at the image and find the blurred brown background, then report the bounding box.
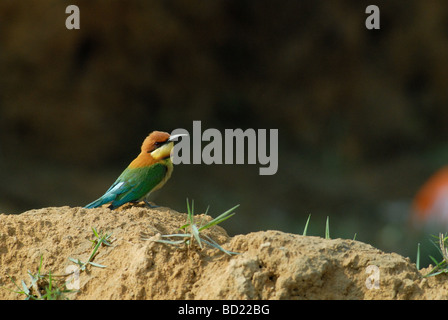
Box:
[1,0,448,265]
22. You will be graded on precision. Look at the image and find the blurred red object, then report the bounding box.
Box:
[412,166,448,228]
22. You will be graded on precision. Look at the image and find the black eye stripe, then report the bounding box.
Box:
[156,139,169,146]
[147,141,165,152]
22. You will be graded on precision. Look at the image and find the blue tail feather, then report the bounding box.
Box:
[84,196,113,209]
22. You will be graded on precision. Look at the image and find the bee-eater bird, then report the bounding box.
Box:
[85,131,187,210]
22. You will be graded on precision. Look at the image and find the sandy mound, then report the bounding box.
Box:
[1,205,448,300]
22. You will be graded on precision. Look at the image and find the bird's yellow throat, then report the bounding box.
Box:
[150,141,174,160]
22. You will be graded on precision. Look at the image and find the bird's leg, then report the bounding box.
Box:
[144,199,159,208]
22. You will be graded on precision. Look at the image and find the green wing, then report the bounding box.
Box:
[109,163,168,208]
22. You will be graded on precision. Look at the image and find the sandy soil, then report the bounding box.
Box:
[1,204,448,300]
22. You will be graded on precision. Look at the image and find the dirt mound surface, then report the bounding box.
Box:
[0,205,447,300]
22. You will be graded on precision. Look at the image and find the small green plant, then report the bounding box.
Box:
[69,227,112,270]
[3,275,36,300]
[2,256,73,300]
[3,227,113,299]
[424,233,448,277]
[325,216,330,239]
[416,242,421,271]
[301,214,334,240]
[39,270,74,300]
[148,199,239,255]
[302,214,311,236]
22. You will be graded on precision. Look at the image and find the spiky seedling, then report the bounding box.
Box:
[148,199,239,255]
[301,214,333,240]
[69,227,112,270]
[416,243,421,271]
[302,214,311,236]
[425,233,448,277]
[325,216,330,239]
[2,256,73,300]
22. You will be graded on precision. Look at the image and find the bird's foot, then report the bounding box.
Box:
[144,200,160,208]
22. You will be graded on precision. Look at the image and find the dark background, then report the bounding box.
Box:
[1,0,448,266]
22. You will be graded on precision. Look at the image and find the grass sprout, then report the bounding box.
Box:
[2,256,73,300]
[301,214,333,240]
[325,216,330,239]
[39,270,73,300]
[416,243,421,271]
[425,233,448,277]
[149,199,239,255]
[302,214,311,236]
[69,227,112,270]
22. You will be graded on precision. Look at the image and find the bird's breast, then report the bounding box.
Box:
[147,158,173,194]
